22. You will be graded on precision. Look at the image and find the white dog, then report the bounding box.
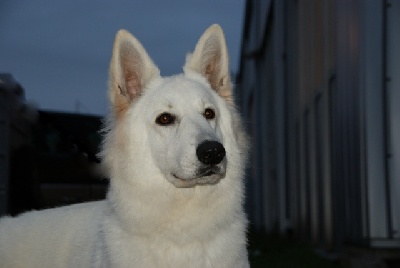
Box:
[0,24,249,268]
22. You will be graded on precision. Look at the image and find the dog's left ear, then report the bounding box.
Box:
[184,24,233,103]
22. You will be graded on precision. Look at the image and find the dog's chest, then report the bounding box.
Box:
[106,231,232,268]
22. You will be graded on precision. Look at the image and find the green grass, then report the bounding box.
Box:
[248,232,339,268]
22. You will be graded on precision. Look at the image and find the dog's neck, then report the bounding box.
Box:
[106,173,242,239]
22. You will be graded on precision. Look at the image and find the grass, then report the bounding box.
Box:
[248,232,339,268]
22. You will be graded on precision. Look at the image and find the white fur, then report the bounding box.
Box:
[0,24,249,268]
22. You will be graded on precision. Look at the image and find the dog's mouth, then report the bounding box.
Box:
[197,166,220,177]
[171,166,224,188]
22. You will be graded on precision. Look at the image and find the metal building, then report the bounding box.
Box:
[237,0,400,251]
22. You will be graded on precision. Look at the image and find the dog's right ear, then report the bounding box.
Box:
[109,30,160,117]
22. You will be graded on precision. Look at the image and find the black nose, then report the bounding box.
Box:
[196,141,226,165]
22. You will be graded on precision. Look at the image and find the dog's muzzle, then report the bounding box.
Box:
[170,141,226,188]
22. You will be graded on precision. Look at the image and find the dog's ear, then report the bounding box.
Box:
[109,29,160,117]
[184,24,232,103]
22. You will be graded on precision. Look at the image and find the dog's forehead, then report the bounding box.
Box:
[149,75,216,105]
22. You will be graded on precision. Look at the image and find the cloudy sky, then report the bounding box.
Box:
[0,1,245,115]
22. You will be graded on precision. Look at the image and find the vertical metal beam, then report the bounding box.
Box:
[362,0,388,241]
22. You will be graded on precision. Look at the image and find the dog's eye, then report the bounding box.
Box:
[156,113,175,125]
[204,108,215,120]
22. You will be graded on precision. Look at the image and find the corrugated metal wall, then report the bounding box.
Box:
[237,0,400,250]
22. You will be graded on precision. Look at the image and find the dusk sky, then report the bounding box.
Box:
[0,1,245,115]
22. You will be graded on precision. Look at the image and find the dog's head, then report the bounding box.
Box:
[104,25,241,188]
